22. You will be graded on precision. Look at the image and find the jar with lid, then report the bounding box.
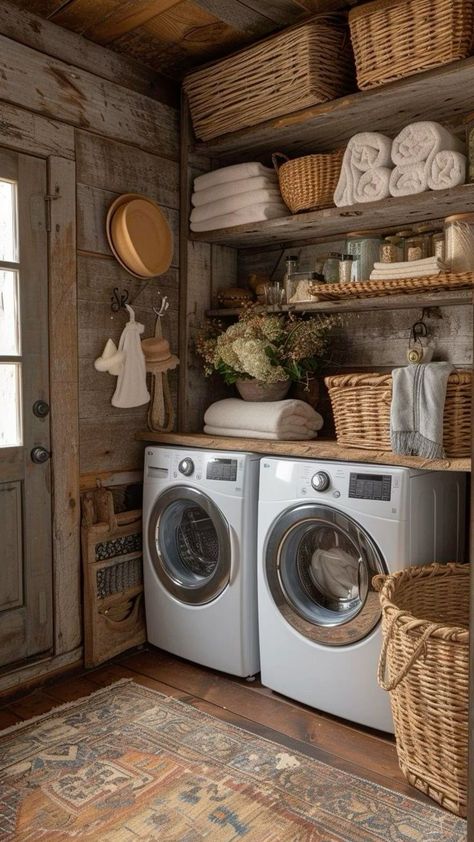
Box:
[323,252,341,283]
[412,224,436,259]
[405,233,425,261]
[395,230,413,260]
[287,271,324,303]
[445,213,474,272]
[283,254,299,303]
[345,233,382,282]
[431,231,446,262]
[379,235,404,263]
[339,254,354,284]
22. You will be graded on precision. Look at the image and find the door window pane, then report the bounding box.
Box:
[0,180,18,263]
[0,364,22,447]
[0,270,20,355]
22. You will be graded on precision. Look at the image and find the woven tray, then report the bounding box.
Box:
[272,150,344,213]
[308,272,474,300]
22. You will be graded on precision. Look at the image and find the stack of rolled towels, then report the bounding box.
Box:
[204,398,323,441]
[370,256,447,281]
[190,163,289,232]
[334,132,393,206]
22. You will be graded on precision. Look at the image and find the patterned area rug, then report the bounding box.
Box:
[0,680,466,841]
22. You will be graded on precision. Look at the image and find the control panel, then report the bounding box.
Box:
[206,457,238,482]
[349,473,392,501]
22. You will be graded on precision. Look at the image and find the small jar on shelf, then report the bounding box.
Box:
[405,233,425,262]
[345,232,382,282]
[379,235,404,263]
[338,254,354,284]
[431,231,446,262]
[283,254,299,303]
[323,252,342,283]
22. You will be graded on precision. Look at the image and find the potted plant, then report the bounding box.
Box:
[195,305,339,401]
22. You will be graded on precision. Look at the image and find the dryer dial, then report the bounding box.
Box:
[311,471,330,492]
[178,458,195,477]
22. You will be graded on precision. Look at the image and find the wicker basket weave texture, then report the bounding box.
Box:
[349,0,474,90]
[325,371,472,457]
[183,18,354,142]
[375,563,469,816]
[273,150,344,213]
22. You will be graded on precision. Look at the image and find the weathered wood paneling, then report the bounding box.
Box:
[0,101,75,159]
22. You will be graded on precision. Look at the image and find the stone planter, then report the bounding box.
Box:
[235,378,291,401]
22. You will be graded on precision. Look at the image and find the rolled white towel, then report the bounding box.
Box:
[204,397,323,434]
[190,202,288,232]
[194,163,275,192]
[353,167,392,203]
[191,175,277,207]
[204,425,320,441]
[389,162,428,197]
[391,121,465,166]
[427,150,467,191]
[334,132,392,207]
[190,188,283,223]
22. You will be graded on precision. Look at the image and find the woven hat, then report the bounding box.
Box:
[106,193,173,278]
[141,337,179,373]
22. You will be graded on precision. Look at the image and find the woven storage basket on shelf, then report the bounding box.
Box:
[183,17,354,142]
[272,150,344,213]
[324,371,471,456]
[374,563,469,817]
[349,0,474,90]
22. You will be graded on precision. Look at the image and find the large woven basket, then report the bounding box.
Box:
[325,371,471,457]
[349,0,474,90]
[272,150,344,213]
[374,563,469,816]
[183,17,354,142]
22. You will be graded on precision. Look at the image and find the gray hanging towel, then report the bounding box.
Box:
[390,362,454,459]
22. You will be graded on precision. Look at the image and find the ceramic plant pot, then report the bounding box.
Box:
[236,378,291,401]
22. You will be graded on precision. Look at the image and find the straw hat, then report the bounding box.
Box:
[141,337,179,373]
[106,194,173,278]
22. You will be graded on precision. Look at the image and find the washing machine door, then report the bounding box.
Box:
[148,486,231,605]
[265,503,387,646]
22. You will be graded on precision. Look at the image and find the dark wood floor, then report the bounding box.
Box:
[0,645,429,805]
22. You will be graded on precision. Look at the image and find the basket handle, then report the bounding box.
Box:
[272,152,290,173]
[377,617,442,692]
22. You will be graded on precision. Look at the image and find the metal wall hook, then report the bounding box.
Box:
[111,287,129,312]
[153,293,169,318]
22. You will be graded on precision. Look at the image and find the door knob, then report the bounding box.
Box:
[33,400,50,418]
[31,446,51,464]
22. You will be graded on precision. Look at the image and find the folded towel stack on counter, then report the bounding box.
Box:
[390,121,466,197]
[190,163,289,231]
[204,398,324,441]
[370,256,447,281]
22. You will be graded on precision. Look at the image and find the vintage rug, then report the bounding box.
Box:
[0,679,466,841]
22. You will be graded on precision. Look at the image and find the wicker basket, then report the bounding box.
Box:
[183,17,354,142]
[349,0,474,90]
[374,563,469,816]
[325,371,471,457]
[272,150,344,213]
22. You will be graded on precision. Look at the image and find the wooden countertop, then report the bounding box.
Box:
[136,432,471,472]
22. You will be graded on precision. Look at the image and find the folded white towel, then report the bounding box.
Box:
[204,425,319,441]
[190,188,282,222]
[389,162,428,197]
[190,202,289,232]
[391,121,464,166]
[334,133,393,207]
[353,167,392,203]
[191,175,277,207]
[204,397,323,433]
[194,163,276,192]
[370,269,442,280]
[427,150,467,190]
[372,258,444,271]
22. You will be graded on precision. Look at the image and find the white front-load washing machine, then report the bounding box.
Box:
[258,458,466,732]
[143,446,260,677]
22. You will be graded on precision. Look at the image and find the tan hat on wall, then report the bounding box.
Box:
[106,193,173,278]
[141,336,179,373]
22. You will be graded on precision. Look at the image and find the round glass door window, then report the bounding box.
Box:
[265,503,387,646]
[148,486,231,605]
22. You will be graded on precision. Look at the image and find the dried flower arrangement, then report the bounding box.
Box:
[195,305,340,389]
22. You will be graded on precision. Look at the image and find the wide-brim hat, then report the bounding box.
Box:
[106,193,173,279]
[141,337,179,373]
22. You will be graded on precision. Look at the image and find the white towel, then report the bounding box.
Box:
[391,121,464,166]
[194,163,276,192]
[334,133,392,207]
[427,150,467,191]
[190,202,288,232]
[370,257,446,280]
[390,362,454,459]
[204,425,320,441]
[191,175,277,207]
[204,397,323,433]
[353,167,392,203]
[389,162,428,197]
[190,188,283,222]
[372,258,444,271]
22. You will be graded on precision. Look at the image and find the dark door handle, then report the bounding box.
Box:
[31,446,51,464]
[33,400,50,418]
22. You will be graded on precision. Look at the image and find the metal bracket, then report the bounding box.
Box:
[44,191,61,233]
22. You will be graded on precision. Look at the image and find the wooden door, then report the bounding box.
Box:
[0,148,52,668]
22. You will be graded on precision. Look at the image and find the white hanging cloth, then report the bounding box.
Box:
[112,304,150,408]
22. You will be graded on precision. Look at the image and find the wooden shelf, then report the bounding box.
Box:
[190,184,474,249]
[192,57,474,162]
[137,432,471,473]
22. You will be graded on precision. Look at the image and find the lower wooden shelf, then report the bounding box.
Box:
[136,431,471,472]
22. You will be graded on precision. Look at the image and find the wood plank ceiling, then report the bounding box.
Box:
[7,0,359,78]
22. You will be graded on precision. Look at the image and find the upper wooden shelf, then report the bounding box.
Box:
[190,184,474,249]
[191,57,474,161]
[137,432,471,473]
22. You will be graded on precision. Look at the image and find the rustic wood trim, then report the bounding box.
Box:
[468,315,474,832]
[48,155,81,656]
[79,469,143,493]
[0,646,82,694]
[177,91,190,430]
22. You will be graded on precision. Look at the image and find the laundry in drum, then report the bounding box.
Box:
[175,506,219,576]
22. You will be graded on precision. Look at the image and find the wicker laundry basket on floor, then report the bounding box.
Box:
[374,563,469,817]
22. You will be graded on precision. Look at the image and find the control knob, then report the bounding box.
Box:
[311,471,330,492]
[178,458,195,477]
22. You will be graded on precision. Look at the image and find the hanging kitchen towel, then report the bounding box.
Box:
[390,362,454,459]
[112,305,150,408]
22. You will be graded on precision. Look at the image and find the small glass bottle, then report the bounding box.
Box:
[283,254,299,303]
[339,254,354,284]
[379,236,404,263]
[405,234,425,261]
[323,252,342,283]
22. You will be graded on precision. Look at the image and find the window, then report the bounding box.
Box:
[0,178,21,447]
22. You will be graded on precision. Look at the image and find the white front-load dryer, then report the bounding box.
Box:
[143,446,260,677]
[258,458,466,732]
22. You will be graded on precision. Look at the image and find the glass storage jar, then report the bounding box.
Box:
[379,236,404,263]
[345,234,382,282]
[431,231,446,262]
[445,213,474,273]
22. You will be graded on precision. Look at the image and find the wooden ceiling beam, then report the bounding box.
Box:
[83,0,182,45]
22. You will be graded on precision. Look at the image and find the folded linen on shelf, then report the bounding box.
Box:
[204,397,323,434]
[353,167,392,203]
[190,202,289,231]
[389,162,428,196]
[190,188,283,222]
[204,425,320,441]
[334,132,392,207]
[194,163,276,192]
[391,121,464,167]
[191,175,277,206]
[369,257,446,280]
[390,362,454,459]
[427,150,467,190]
